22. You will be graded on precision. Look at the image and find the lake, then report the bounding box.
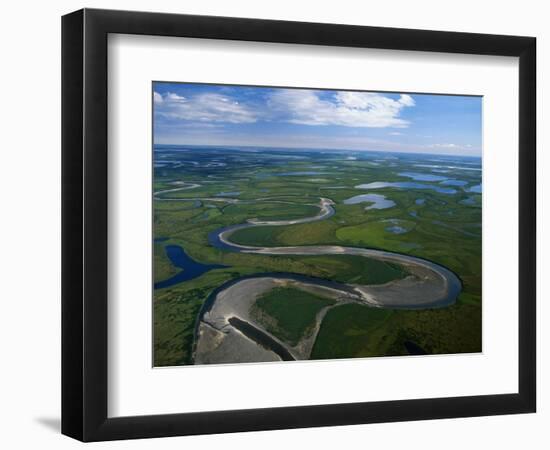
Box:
[355,181,457,195]
[343,193,396,210]
[398,172,448,182]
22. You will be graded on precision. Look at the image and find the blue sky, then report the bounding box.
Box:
[153,82,482,156]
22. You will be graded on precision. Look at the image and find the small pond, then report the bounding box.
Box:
[343,193,396,210]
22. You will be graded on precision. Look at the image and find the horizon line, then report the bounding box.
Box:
[152,142,482,158]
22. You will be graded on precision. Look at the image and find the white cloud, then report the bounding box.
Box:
[389,131,404,136]
[430,143,459,149]
[398,94,415,107]
[154,91,257,124]
[165,92,186,102]
[267,89,415,128]
[153,91,163,104]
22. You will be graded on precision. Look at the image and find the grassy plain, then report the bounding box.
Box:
[154,242,177,283]
[251,287,335,346]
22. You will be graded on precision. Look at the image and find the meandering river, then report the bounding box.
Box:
[192,196,462,364]
[153,183,462,363]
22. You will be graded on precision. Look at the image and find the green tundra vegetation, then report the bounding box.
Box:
[250,287,336,346]
[153,242,177,283]
[153,146,482,366]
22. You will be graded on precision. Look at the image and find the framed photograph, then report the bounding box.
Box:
[62,8,536,441]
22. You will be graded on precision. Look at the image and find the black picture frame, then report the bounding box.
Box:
[62,8,536,442]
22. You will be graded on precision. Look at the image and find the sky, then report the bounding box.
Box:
[153,82,482,156]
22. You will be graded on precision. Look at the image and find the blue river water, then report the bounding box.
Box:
[154,244,227,290]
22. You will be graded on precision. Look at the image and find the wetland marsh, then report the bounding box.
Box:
[153,146,481,366]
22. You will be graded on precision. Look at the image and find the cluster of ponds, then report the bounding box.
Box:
[344,166,481,203]
[154,156,481,290]
[339,168,481,238]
